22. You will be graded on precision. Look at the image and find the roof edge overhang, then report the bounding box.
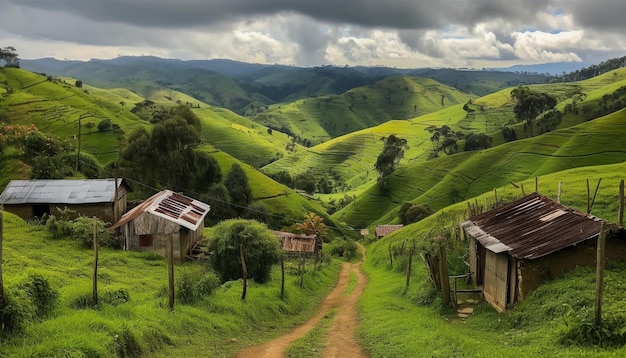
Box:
[461,220,513,254]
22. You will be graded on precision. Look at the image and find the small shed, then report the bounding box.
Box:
[272,231,317,254]
[109,190,210,262]
[461,193,626,312]
[0,178,131,223]
[375,224,403,239]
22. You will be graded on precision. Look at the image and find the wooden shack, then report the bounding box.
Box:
[109,190,210,262]
[272,230,317,255]
[461,193,626,312]
[375,224,403,239]
[0,178,131,223]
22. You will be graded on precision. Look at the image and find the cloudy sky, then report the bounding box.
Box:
[1,0,624,68]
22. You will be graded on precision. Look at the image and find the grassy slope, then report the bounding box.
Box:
[358,161,626,357]
[0,68,143,164]
[0,211,343,357]
[326,69,626,227]
[253,76,473,145]
[0,68,325,229]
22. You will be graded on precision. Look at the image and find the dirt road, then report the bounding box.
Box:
[236,245,368,358]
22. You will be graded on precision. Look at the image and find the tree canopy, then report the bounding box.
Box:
[375,135,408,190]
[0,46,20,68]
[209,219,282,284]
[511,86,557,137]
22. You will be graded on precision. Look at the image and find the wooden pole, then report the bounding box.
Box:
[557,182,563,204]
[493,188,498,204]
[534,177,538,193]
[240,244,248,300]
[439,245,451,307]
[405,247,414,293]
[113,170,119,223]
[589,179,602,214]
[587,179,591,213]
[0,211,4,299]
[388,246,393,267]
[521,183,525,196]
[280,254,285,298]
[595,222,607,327]
[168,234,175,310]
[92,217,98,306]
[619,180,624,227]
[76,117,81,173]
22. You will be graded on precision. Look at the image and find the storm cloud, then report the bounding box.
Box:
[0,0,624,67]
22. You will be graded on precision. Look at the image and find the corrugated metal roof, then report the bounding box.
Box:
[461,193,607,260]
[0,179,130,205]
[110,190,210,231]
[376,224,404,237]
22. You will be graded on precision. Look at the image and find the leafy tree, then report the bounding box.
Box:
[293,171,316,194]
[464,133,492,151]
[398,203,433,225]
[441,137,458,155]
[0,46,20,68]
[295,212,327,236]
[375,135,408,189]
[209,219,282,290]
[97,119,111,132]
[75,80,83,88]
[117,106,221,196]
[501,127,517,142]
[511,86,557,137]
[225,164,252,216]
[200,183,233,222]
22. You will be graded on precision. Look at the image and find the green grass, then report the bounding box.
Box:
[285,309,338,358]
[358,168,626,356]
[254,76,473,146]
[0,211,343,357]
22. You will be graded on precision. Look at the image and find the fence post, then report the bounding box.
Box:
[92,217,98,306]
[558,182,563,204]
[595,223,607,327]
[619,180,624,227]
[168,234,175,310]
[0,211,4,300]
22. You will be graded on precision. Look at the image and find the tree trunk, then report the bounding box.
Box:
[240,244,248,300]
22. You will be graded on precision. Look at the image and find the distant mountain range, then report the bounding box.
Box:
[492,61,591,75]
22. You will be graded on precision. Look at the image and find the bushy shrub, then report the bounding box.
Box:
[176,267,221,304]
[209,219,282,283]
[97,119,112,132]
[0,290,32,334]
[326,239,358,260]
[19,273,58,318]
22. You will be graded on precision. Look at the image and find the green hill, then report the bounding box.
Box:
[251,76,473,145]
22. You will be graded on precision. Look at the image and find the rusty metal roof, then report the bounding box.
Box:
[0,179,132,205]
[110,190,210,231]
[461,192,607,260]
[375,224,404,237]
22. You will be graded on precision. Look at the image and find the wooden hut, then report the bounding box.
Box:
[375,224,403,239]
[461,193,626,312]
[109,190,210,262]
[272,231,317,255]
[0,178,131,223]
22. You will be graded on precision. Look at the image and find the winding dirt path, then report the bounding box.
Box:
[236,244,368,358]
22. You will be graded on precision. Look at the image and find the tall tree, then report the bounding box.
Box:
[225,163,252,216]
[0,46,20,68]
[511,86,557,137]
[375,135,408,190]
